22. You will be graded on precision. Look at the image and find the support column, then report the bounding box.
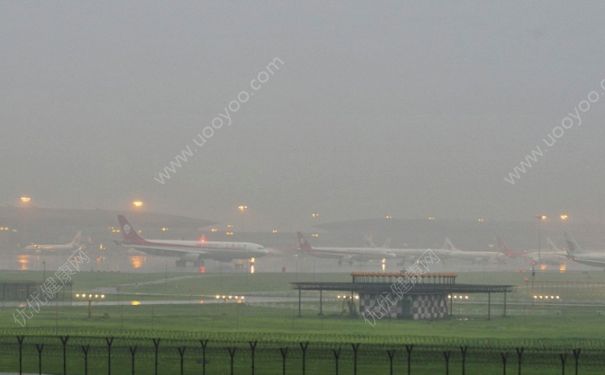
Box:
[298,288,302,318]
[488,292,491,320]
[319,289,323,316]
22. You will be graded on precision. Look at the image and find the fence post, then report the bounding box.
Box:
[501,352,508,375]
[572,349,581,375]
[35,344,44,375]
[60,336,70,375]
[279,347,288,375]
[332,347,341,375]
[515,347,524,375]
[443,351,450,375]
[81,345,90,375]
[227,347,237,375]
[299,342,309,375]
[460,346,468,375]
[387,350,396,375]
[152,338,161,375]
[16,336,24,375]
[249,340,257,375]
[560,353,566,375]
[200,340,209,375]
[351,343,360,375]
[405,344,414,375]
[106,337,114,375]
[177,346,186,375]
[128,346,137,375]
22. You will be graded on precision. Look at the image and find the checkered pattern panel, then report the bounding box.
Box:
[411,295,448,320]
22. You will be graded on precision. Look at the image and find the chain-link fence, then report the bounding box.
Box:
[0,335,603,375]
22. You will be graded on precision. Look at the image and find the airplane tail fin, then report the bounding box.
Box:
[71,231,82,246]
[296,232,313,252]
[443,237,457,251]
[564,232,581,257]
[117,215,146,244]
[546,237,561,252]
[496,237,514,256]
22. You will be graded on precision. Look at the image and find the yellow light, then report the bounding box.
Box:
[238,205,248,213]
[101,295,105,299]
[272,229,278,234]
[311,233,319,238]
[537,215,548,221]
[75,294,80,298]
[19,196,32,204]
[130,300,141,306]
[560,213,569,221]
[210,228,218,233]
[215,295,220,299]
[132,200,144,208]
[312,213,320,219]
[161,227,168,232]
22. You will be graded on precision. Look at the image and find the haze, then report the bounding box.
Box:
[2,1,605,230]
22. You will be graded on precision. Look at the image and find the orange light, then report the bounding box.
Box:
[19,196,32,204]
[17,255,29,271]
[559,263,567,273]
[132,200,144,208]
[129,255,145,270]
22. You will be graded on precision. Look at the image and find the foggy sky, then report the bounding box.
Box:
[2,1,605,230]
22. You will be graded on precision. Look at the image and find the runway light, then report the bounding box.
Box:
[210,227,218,233]
[311,213,320,219]
[238,205,248,213]
[384,215,392,220]
[272,228,278,234]
[560,213,569,222]
[130,300,141,306]
[132,200,144,208]
[19,196,32,204]
[311,233,319,238]
[215,295,220,299]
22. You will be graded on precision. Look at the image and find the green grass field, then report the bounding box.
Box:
[0,270,604,374]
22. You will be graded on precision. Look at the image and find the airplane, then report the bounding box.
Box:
[435,238,505,264]
[296,232,397,264]
[115,215,269,267]
[22,231,83,254]
[564,233,605,269]
[497,237,567,267]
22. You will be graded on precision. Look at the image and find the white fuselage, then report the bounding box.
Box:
[122,239,269,263]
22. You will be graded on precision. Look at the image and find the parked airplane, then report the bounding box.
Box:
[22,231,82,254]
[116,215,269,267]
[436,238,504,264]
[564,233,605,269]
[497,237,567,267]
[296,232,397,264]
